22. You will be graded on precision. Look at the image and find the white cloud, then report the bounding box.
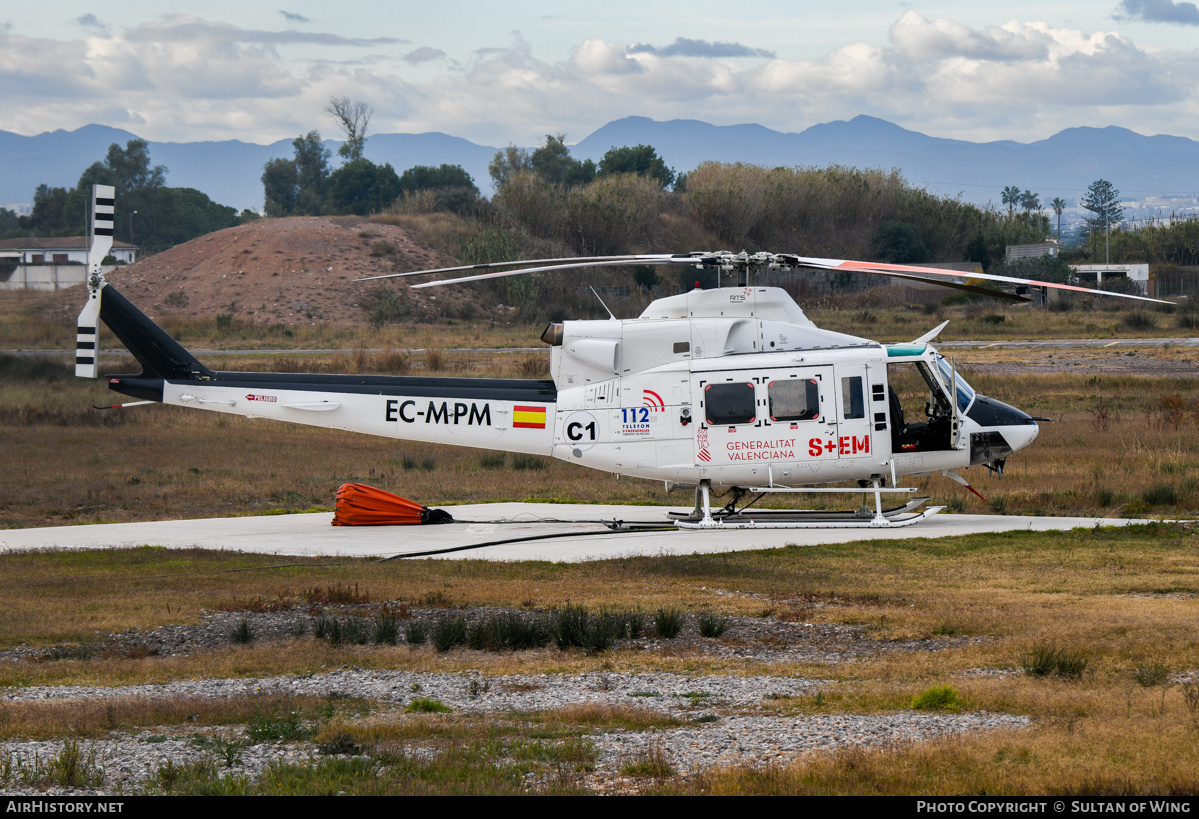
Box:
[1,12,1198,146]
[890,11,1049,62]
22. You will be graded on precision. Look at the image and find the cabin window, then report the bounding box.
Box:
[768,379,819,422]
[673,341,690,354]
[705,382,756,426]
[841,377,865,420]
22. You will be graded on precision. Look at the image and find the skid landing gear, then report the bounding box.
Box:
[670,479,943,529]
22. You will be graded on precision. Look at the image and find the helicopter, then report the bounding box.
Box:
[75,185,1168,529]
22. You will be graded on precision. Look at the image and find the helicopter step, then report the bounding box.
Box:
[669,480,943,529]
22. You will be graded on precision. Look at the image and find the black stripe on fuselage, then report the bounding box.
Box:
[209,372,557,402]
[109,371,557,404]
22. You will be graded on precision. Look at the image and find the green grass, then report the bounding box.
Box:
[405,698,452,714]
[911,685,964,712]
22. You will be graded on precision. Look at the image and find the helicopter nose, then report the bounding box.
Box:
[965,394,1040,464]
[999,418,1040,453]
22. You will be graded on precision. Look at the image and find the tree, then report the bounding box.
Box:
[261,158,299,217]
[488,145,533,189]
[0,206,20,239]
[1082,179,1124,262]
[1050,197,1067,241]
[261,132,330,217]
[873,220,929,264]
[24,185,71,235]
[1001,185,1021,217]
[292,131,331,215]
[396,164,483,215]
[100,140,167,195]
[397,164,478,194]
[324,158,401,215]
[1020,190,1040,214]
[1082,179,1123,229]
[134,187,238,249]
[529,134,595,187]
[325,96,372,161]
[597,144,675,188]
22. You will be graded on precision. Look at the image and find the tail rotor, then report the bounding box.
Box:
[75,184,114,379]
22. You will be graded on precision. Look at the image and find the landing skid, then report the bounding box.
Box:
[671,480,944,529]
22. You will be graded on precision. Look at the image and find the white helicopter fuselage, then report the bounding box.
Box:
[139,286,1037,492]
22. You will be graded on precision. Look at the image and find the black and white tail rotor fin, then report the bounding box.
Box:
[75,184,115,378]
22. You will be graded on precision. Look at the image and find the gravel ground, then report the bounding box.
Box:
[0,666,1029,795]
[0,607,1023,795]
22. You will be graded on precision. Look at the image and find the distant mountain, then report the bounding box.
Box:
[0,127,497,213]
[574,115,1199,207]
[5,116,1198,214]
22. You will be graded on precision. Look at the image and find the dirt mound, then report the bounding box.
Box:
[51,215,476,326]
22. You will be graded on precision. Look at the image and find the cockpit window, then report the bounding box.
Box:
[935,355,975,413]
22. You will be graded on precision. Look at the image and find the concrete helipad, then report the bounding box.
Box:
[0,503,1149,562]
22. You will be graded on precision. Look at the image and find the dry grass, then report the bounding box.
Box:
[1,524,1196,679]
[666,708,1199,795]
[0,693,341,740]
[0,524,1196,793]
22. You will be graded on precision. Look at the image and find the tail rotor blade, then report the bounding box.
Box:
[76,184,115,379]
[75,289,102,378]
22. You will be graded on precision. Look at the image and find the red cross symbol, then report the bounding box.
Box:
[824,440,837,454]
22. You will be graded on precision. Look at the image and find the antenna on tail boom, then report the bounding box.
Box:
[75,184,114,378]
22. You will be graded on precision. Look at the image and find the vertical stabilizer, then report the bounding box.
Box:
[75,184,115,378]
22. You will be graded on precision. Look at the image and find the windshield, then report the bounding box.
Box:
[935,355,975,414]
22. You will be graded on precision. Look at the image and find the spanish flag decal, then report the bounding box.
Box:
[513,405,547,429]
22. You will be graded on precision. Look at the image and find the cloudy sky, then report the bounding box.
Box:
[4,1,1199,146]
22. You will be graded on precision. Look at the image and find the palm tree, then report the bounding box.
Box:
[1020,190,1040,214]
[1051,197,1067,241]
[1001,185,1021,217]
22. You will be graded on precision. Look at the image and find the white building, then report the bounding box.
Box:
[0,237,137,291]
[1068,263,1149,294]
[0,236,137,265]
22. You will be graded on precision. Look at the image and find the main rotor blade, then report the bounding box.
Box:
[788,257,1171,305]
[357,254,679,283]
[861,271,1031,302]
[408,255,696,288]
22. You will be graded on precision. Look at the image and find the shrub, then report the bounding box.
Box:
[246,704,309,742]
[548,604,632,652]
[697,612,729,638]
[549,604,590,650]
[479,452,506,469]
[466,612,550,651]
[1142,485,1178,506]
[1022,642,1088,679]
[1122,310,1156,330]
[911,685,963,712]
[373,613,400,645]
[312,615,339,644]
[164,290,189,308]
[653,607,684,639]
[229,618,254,645]
[317,733,363,756]
[1133,662,1170,688]
[403,619,428,647]
[430,616,468,652]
